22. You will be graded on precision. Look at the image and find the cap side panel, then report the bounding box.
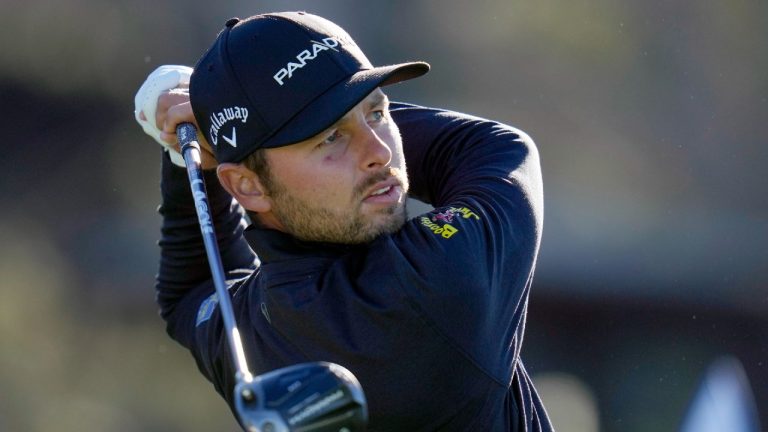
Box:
[222,24,268,133]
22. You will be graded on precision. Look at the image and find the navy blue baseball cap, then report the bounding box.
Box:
[189,11,430,163]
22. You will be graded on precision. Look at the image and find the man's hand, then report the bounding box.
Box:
[134,65,217,169]
[158,97,218,170]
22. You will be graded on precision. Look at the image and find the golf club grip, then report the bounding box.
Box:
[176,122,199,154]
[176,122,253,382]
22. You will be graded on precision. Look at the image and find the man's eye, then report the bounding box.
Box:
[370,110,385,122]
[319,130,342,147]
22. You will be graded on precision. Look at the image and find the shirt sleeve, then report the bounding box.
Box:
[389,103,544,382]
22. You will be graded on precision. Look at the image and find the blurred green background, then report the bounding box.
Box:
[1,1,766,431]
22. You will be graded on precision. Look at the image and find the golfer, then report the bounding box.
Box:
[135,11,552,431]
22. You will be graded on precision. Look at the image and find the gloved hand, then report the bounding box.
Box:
[134,65,193,166]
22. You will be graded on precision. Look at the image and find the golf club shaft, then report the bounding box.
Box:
[177,122,252,383]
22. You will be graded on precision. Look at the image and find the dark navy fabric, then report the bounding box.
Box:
[155,103,553,431]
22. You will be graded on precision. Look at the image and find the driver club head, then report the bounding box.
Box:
[235,362,367,432]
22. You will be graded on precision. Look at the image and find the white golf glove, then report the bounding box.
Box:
[134,65,193,166]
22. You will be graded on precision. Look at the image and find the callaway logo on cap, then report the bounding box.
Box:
[208,106,248,148]
[189,11,429,163]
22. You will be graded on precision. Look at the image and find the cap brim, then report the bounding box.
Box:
[257,61,429,151]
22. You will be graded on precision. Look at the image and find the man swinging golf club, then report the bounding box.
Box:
[135,11,552,431]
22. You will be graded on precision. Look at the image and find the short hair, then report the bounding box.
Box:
[242,148,275,192]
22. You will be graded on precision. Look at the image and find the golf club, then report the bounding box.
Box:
[176,122,368,432]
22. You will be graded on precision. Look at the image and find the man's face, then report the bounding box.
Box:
[259,89,409,244]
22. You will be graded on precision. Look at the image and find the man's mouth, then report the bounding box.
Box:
[357,168,407,205]
[369,186,393,196]
[362,179,402,205]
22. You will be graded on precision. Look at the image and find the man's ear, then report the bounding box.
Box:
[216,163,272,213]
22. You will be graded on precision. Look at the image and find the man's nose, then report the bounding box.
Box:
[358,125,392,170]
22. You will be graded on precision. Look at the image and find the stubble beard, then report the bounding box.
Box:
[265,168,410,244]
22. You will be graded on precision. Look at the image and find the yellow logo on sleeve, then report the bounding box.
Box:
[419,206,480,239]
[419,217,459,238]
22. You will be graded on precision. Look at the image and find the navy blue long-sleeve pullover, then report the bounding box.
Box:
[155,102,552,431]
